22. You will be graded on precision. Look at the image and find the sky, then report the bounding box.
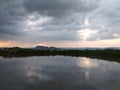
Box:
[0,0,120,48]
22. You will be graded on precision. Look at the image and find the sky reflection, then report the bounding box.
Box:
[25,65,51,84]
[77,57,98,68]
[0,56,120,90]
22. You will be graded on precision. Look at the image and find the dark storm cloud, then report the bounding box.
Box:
[24,0,98,18]
[0,0,120,44]
[0,0,26,36]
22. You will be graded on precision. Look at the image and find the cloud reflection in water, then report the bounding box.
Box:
[24,65,51,84]
[77,57,99,81]
[77,57,98,68]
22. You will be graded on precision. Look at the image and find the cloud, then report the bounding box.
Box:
[24,0,98,18]
[0,0,120,47]
[0,0,27,37]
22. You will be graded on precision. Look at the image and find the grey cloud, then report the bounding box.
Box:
[0,0,26,36]
[78,0,120,41]
[22,30,79,43]
[24,0,99,18]
[87,30,116,41]
[0,0,120,44]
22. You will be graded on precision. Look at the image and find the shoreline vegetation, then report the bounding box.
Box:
[0,47,120,62]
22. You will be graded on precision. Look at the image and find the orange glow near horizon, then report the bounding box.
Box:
[42,38,120,48]
[0,41,34,48]
[0,38,120,48]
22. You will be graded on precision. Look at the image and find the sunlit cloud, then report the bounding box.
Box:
[77,29,98,41]
[0,0,120,47]
[84,18,90,27]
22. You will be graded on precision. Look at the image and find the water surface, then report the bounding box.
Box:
[0,56,120,90]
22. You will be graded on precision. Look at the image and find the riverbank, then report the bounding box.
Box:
[0,47,120,62]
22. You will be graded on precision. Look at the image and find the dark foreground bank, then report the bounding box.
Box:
[0,47,120,62]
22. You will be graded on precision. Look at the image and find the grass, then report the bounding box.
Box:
[0,47,120,62]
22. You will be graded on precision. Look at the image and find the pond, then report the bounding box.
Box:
[0,56,120,90]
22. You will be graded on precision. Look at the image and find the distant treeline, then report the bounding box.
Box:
[0,47,120,62]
